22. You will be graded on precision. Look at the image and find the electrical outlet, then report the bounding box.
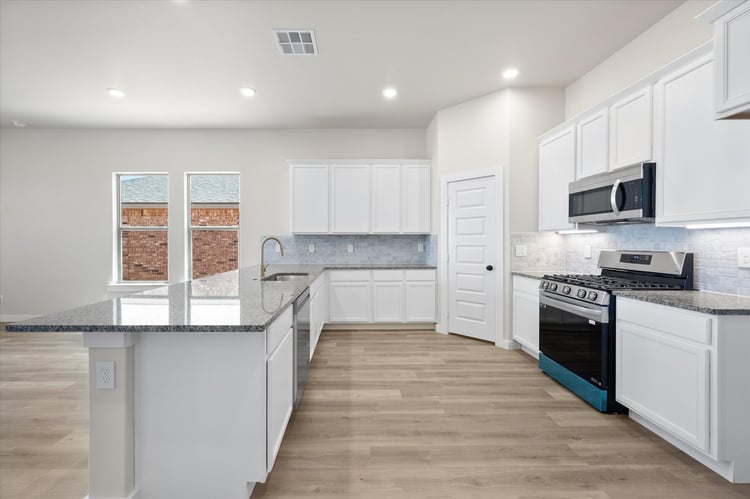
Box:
[584,245,592,259]
[347,244,354,253]
[96,361,115,390]
[274,243,281,253]
[308,244,315,253]
[515,244,528,257]
[738,247,750,268]
[417,243,424,252]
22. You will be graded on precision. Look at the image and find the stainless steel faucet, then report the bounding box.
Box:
[260,236,284,279]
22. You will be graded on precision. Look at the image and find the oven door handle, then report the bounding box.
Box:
[539,294,606,323]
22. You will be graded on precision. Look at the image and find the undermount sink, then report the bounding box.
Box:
[262,272,309,282]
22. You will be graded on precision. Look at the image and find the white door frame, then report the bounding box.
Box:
[437,167,505,346]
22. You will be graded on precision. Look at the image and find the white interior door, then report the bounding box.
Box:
[447,176,497,342]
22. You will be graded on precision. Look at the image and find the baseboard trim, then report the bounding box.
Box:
[494,338,517,350]
[324,323,436,331]
[84,488,139,499]
[0,314,38,323]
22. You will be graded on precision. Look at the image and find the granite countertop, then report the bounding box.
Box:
[613,290,750,316]
[511,270,567,279]
[6,263,437,333]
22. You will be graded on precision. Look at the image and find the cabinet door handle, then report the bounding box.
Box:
[486,265,494,271]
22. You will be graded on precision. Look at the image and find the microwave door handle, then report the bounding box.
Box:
[610,179,622,216]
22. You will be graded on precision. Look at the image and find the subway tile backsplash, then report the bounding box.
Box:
[261,234,436,265]
[512,226,750,297]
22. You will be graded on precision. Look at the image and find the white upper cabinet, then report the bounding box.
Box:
[609,86,653,170]
[402,164,431,233]
[371,164,402,233]
[538,126,575,231]
[331,165,371,233]
[290,161,430,234]
[654,54,750,225]
[290,164,329,233]
[576,108,609,178]
[713,1,750,119]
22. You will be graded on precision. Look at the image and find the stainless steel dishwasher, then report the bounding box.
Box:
[293,288,310,408]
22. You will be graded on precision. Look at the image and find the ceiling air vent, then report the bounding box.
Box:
[273,29,317,55]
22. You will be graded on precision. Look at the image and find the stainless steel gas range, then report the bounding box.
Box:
[538,250,694,413]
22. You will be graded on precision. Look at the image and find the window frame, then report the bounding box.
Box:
[114,172,170,284]
[185,172,241,280]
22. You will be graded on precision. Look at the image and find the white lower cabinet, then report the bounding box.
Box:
[404,269,436,322]
[617,319,710,452]
[328,269,436,324]
[373,281,404,322]
[512,276,540,357]
[266,325,294,473]
[616,298,750,483]
[329,281,370,322]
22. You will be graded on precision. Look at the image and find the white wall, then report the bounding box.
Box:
[428,90,511,229]
[565,0,714,118]
[427,88,565,345]
[0,128,425,317]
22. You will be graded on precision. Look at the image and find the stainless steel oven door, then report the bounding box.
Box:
[538,292,610,389]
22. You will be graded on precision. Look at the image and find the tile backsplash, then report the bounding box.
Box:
[512,226,750,296]
[510,232,566,272]
[261,234,436,265]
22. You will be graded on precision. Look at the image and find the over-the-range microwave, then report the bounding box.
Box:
[568,162,655,224]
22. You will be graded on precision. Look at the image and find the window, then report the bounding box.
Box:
[117,174,169,282]
[187,174,240,278]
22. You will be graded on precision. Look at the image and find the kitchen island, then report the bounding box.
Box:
[6,263,435,499]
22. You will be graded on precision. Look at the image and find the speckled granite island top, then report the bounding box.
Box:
[6,263,437,333]
[613,290,750,316]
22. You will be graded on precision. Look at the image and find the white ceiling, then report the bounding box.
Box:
[0,0,683,129]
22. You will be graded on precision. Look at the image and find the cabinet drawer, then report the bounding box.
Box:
[373,270,404,281]
[618,298,713,345]
[329,270,370,282]
[513,275,541,295]
[266,306,294,357]
[406,269,436,281]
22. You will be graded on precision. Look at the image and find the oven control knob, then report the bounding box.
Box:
[562,286,571,294]
[577,289,587,298]
[541,281,549,289]
[587,291,598,301]
[549,283,558,291]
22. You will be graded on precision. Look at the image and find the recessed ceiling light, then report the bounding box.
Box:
[502,68,520,80]
[12,120,27,128]
[107,88,126,99]
[382,87,398,99]
[240,87,256,98]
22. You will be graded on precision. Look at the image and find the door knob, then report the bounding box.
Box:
[486,265,493,271]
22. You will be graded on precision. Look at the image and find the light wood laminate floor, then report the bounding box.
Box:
[2,327,749,498]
